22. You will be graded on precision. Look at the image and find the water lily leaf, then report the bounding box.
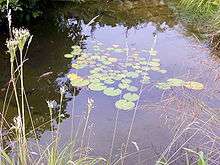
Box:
[71,45,82,56]
[88,82,107,91]
[67,73,81,81]
[64,54,73,58]
[89,78,101,83]
[103,87,122,96]
[184,81,204,90]
[127,86,139,92]
[108,57,118,63]
[104,79,115,84]
[126,72,139,78]
[155,83,171,90]
[72,63,87,70]
[118,83,130,89]
[152,58,160,62]
[121,79,132,84]
[167,78,185,87]
[140,61,148,65]
[71,79,90,87]
[123,93,140,102]
[149,61,160,67]
[132,65,141,70]
[151,66,161,71]
[115,99,135,111]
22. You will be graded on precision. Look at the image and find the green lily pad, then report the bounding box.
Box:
[70,79,90,87]
[184,81,204,90]
[64,54,73,58]
[89,78,101,83]
[72,63,87,70]
[149,61,160,67]
[167,78,185,87]
[123,93,140,102]
[118,83,130,89]
[88,82,107,91]
[155,83,171,90]
[127,86,139,92]
[126,72,139,78]
[151,66,161,71]
[108,57,118,63]
[115,99,135,111]
[71,45,82,56]
[152,58,160,62]
[140,61,148,65]
[103,87,122,96]
[121,79,132,84]
[104,79,115,85]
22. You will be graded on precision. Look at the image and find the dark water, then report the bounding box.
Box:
[1,0,220,164]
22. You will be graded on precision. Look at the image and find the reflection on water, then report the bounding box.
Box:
[1,0,220,164]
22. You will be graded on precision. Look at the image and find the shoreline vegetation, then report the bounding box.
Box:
[0,0,219,164]
[1,0,220,49]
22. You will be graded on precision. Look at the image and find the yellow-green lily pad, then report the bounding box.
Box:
[103,87,122,96]
[88,82,107,91]
[123,93,140,102]
[184,81,204,90]
[115,99,135,111]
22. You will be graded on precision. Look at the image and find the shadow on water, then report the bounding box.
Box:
[1,0,220,164]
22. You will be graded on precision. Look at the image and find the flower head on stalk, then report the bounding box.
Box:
[46,100,58,109]
[12,28,30,51]
[6,39,18,63]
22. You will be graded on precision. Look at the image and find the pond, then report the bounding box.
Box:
[1,0,220,164]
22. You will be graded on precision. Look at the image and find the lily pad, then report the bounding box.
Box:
[108,57,118,63]
[71,79,90,87]
[151,66,161,71]
[115,99,135,111]
[155,83,171,90]
[104,79,115,84]
[123,93,140,102]
[149,61,160,67]
[118,83,130,89]
[127,86,139,92]
[126,72,139,78]
[167,78,185,87]
[103,87,122,96]
[184,81,204,90]
[88,82,107,91]
[121,79,132,84]
[64,54,73,58]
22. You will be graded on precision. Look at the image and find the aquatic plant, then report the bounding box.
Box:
[66,41,205,112]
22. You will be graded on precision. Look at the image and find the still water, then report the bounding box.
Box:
[1,0,220,164]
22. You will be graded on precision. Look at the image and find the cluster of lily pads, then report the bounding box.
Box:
[65,41,204,111]
[155,78,204,90]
